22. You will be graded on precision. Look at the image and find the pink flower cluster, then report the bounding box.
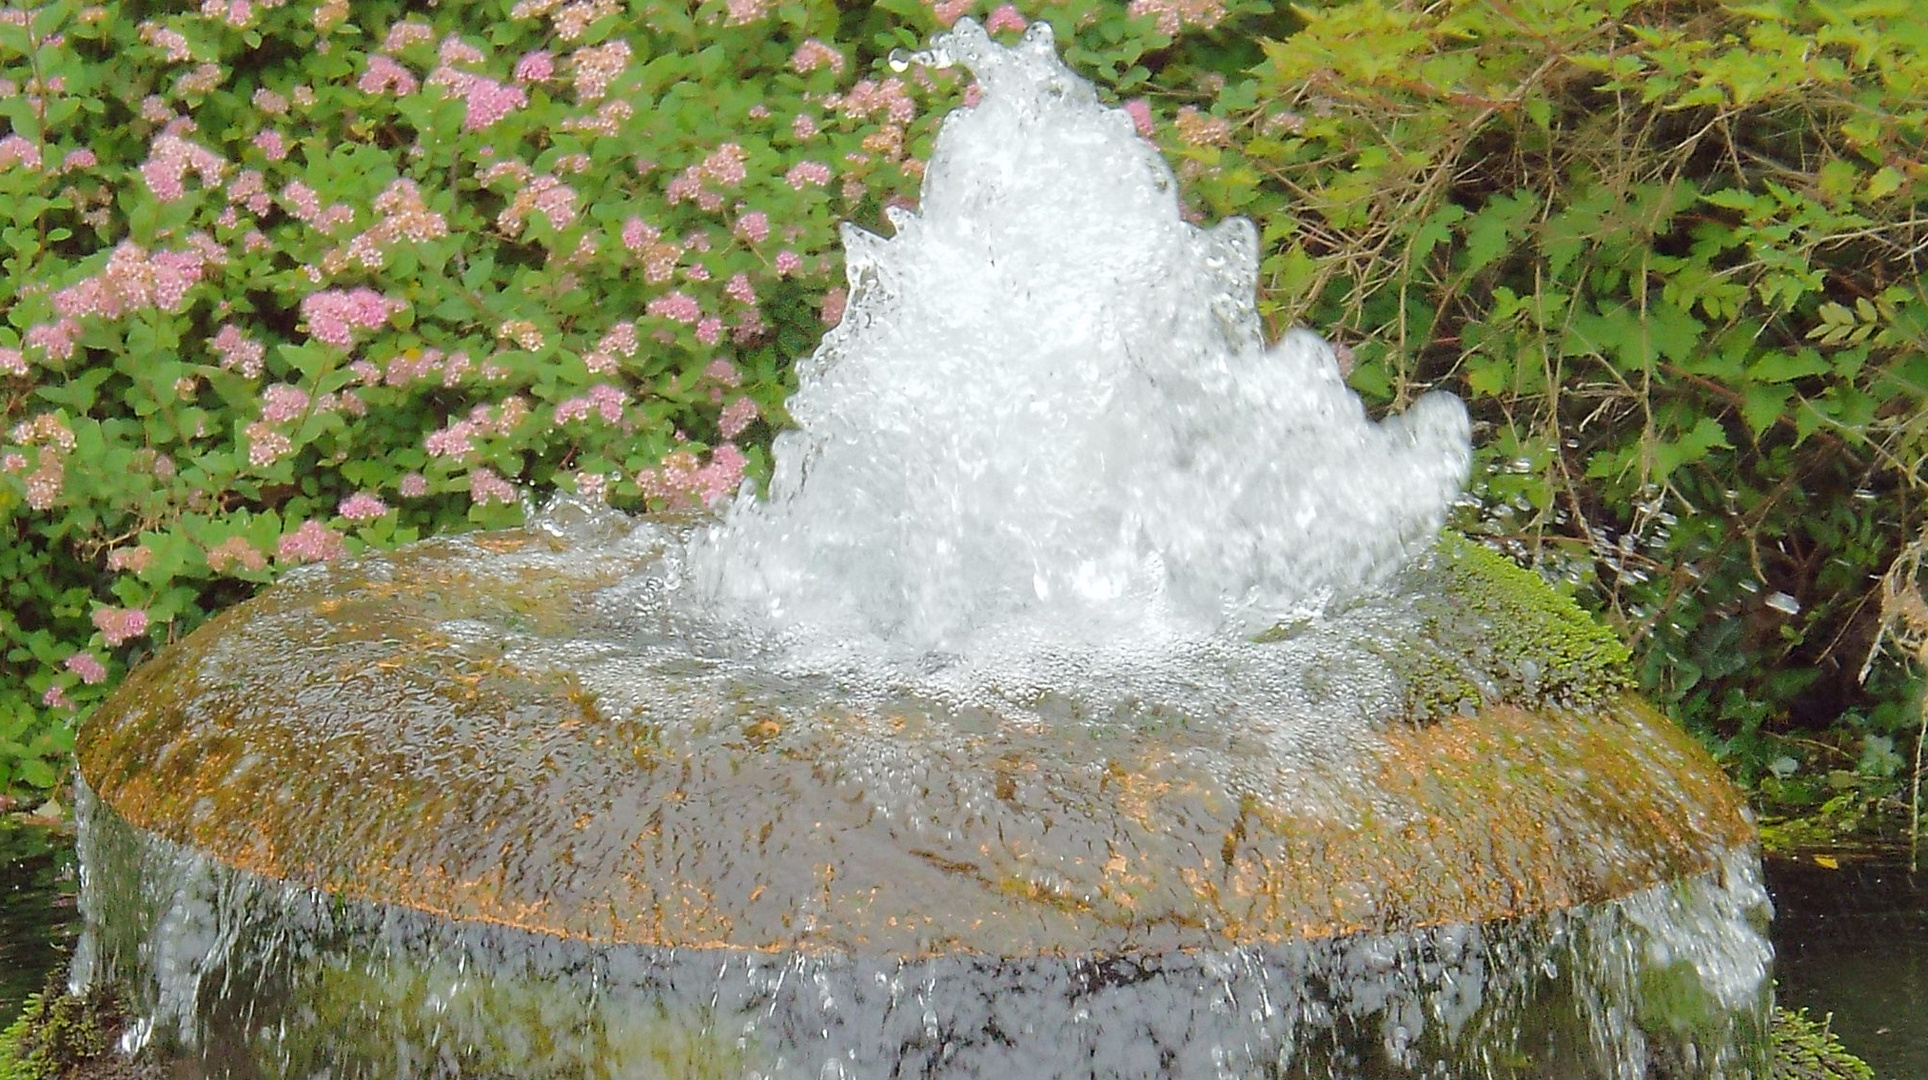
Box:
[65,653,108,685]
[359,54,419,95]
[830,79,916,124]
[1128,0,1228,35]
[382,347,473,387]
[646,291,702,325]
[53,242,206,319]
[637,444,746,508]
[300,288,406,347]
[666,144,748,210]
[141,134,226,201]
[733,211,770,244]
[92,606,149,646]
[0,135,42,171]
[718,396,758,438]
[338,492,388,520]
[244,422,292,466]
[583,321,639,374]
[277,519,346,563]
[210,325,266,377]
[427,59,527,131]
[553,383,626,425]
[339,179,450,270]
[790,39,845,76]
[724,0,773,25]
[985,4,1028,32]
[496,174,577,234]
[570,40,629,101]
[260,384,309,423]
[206,536,268,573]
[282,180,356,233]
[784,161,831,189]
[469,466,517,505]
[514,50,553,82]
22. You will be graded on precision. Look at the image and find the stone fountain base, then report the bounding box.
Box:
[73,511,1772,1078]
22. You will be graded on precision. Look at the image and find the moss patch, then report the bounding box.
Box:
[0,975,153,1080]
[1390,534,1635,721]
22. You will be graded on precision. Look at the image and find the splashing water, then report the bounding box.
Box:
[688,19,1471,656]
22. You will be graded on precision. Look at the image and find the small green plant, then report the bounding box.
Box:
[0,976,128,1080]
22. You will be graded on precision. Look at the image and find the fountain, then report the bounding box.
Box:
[70,19,1770,1080]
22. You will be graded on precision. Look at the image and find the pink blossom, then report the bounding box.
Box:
[398,472,429,497]
[704,359,741,386]
[695,317,723,345]
[206,535,268,573]
[65,653,108,684]
[381,21,435,52]
[790,39,845,76]
[437,34,484,65]
[0,135,42,171]
[734,211,770,244]
[637,444,746,508]
[338,492,389,520]
[985,4,1028,32]
[359,54,419,95]
[42,686,70,710]
[1129,0,1227,34]
[1174,105,1230,146]
[425,419,478,458]
[300,288,406,346]
[245,422,292,466]
[21,320,76,362]
[428,66,526,131]
[106,546,155,573]
[724,272,757,306]
[277,519,346,563]
[598,322,639,357]
[211,325,265,377]
[774,249,802,276]
[514,50,554,82]
[260,384,309,423]
[139,134,226,202]
[785,161,831,189]
[53,244,205,319]
[92,606,149,646]
[0,347,24,375]
[791,113,819,140]
[569,40,629,101]
[469,466,517,505]
[60,148,97,172]
[725,0,772,24]
[496,174,577,233]
[621,216,656,252]
[647,291,702,325]
[930,0,972,26]
[1123,99,1155,138]
[718,396,758,438]
[821,287,847,325]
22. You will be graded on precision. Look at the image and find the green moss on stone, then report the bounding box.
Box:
[1391,534,1635,721]
[0,976,135,1080]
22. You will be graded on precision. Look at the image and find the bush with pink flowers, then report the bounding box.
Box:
[0,0,1275,797]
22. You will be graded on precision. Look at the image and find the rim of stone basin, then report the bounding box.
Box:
[76,522,1756,958]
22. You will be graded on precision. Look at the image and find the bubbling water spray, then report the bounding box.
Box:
[690,18,1471,656]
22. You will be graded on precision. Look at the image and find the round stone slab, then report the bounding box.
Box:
[77,519,1754,958]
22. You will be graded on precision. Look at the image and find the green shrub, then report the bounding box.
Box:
[1177,0,1928,804]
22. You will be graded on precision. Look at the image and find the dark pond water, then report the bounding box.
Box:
[4,822,1925,1076]
[0,819,78,1027]
[1766,850,1928,1080]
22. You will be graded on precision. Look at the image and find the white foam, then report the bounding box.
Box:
[685,19,1471,660]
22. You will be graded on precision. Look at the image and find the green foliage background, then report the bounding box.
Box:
[2,0,1925,836]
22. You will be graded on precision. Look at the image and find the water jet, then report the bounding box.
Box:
[72,19,1771,1079]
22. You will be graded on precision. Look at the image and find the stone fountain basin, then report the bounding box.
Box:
[76,516,1753,959]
